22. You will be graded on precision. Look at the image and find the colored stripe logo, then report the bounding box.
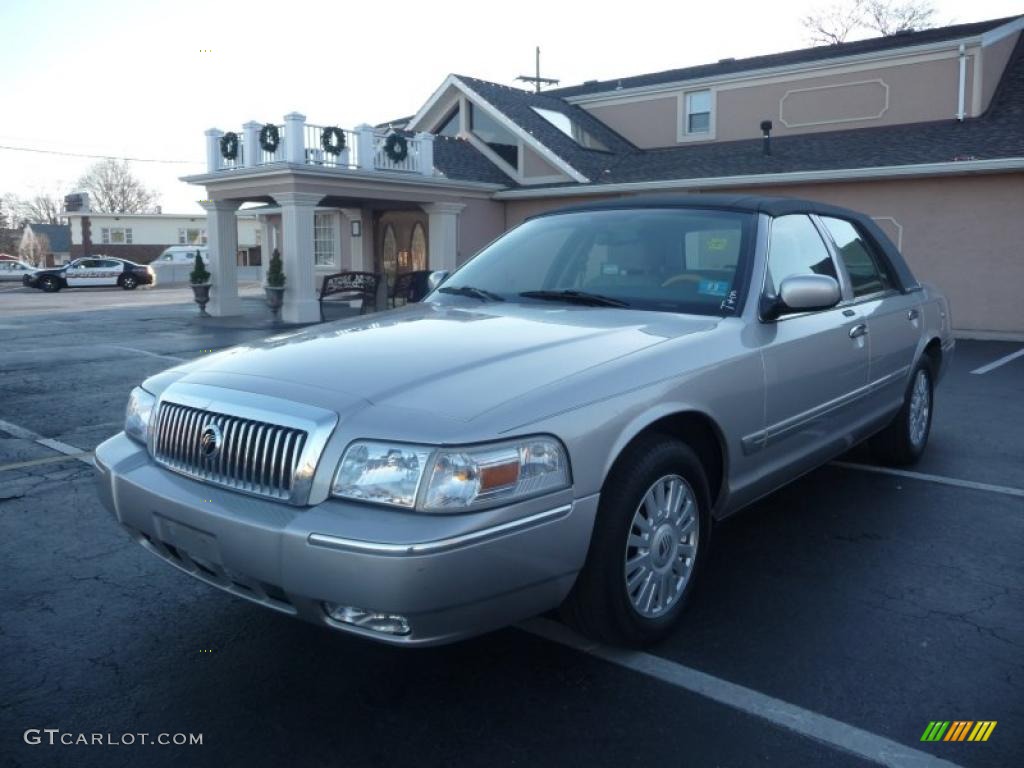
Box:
[920,721,997,742]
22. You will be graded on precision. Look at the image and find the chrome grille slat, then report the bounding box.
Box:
[151,402,308,502]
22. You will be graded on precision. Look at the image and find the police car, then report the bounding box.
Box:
[23,257,155,292]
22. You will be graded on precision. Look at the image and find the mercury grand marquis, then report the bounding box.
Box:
[94,195,954,646]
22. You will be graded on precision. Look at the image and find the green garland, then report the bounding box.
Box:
[321,126,346,155]
[219,132,239,160]
[384,133,409,163]
[259,123,280,153]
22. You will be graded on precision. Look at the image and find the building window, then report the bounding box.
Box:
[531,107,609,152]
[469,102,519,169]
[436,106,460,137]
[314,212,335,267]
[684,90,712,135]
[101,227,133,245]
[410,223,427,271]
[178,228,207,245]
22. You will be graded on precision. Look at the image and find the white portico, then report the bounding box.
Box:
[184,112,505,323]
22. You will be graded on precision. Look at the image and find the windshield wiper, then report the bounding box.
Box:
[438,285,505,302]
[518,290,630,308]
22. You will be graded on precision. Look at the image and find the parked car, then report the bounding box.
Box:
[155,246,207,264]
[0,260,37,282]
[94,195,953,647]
[23,257,154,292]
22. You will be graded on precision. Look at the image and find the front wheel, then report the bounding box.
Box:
[563,436,711,646]
[870,359,934,466]
[39,276,61,293]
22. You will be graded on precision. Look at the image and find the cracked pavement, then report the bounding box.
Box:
[1,289,1022,768]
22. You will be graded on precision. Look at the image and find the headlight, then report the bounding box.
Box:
[124,387,156,445]
[423,437,569,511]
[331,442,433,508]
[331,436,570,512]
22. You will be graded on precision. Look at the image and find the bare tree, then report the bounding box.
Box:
[862,0,936,35]
[803,0,935,45]
[19,230,51,267]
[75,159,158,214]
[803,1,866,45]
[2,192,65,225]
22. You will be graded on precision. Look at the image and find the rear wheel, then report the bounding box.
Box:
[870,358,934,466]
[39,276,60,293]
[120,274,138,290]
[563,436,711,646]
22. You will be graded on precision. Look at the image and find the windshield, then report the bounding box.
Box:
[436,208,754,315]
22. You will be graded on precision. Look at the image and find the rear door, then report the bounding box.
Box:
[753,214,870,477]
[818,216,921,416]
[94,259,124,286]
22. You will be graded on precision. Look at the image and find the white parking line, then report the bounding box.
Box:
[520,618,962,768]
[970,345,1024,374]
[0,452,94,472]
[832,461,1024,499]
[0,419,94,466]
[105,344,186,363]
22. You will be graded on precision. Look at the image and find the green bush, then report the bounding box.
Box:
[266,249,286,288]
[189,251,211,285]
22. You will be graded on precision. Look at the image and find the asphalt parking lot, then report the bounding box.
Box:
[1,285,1022,768]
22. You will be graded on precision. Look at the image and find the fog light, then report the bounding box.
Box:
[323,603,411,636]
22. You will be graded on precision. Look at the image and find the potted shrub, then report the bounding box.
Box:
[265,249,286,321]
[189,250,212,316]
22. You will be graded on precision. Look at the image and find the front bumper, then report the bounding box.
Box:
[94,432,597,646]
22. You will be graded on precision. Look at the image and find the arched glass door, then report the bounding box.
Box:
[381,224,398,288]
[411,222,427,271]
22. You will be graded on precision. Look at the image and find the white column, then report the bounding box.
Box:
[243,121,261,167]
[200,200,242,316]
[356,124,376,171]
[205,128,223,172]
[421,202,465,272]
[416,133,435,176]
[275,192,321,323]
[284,112,306,164]
[258,215,274,285]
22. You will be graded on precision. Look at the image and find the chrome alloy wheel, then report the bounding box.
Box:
[908,369,931,447]
[624,474,699,618]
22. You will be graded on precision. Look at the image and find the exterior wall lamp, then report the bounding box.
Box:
[350,220,362,238]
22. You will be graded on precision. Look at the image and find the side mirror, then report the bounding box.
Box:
[762,274,841,320]
[427,270,450,292]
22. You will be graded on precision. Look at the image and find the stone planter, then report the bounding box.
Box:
[191,283,211,316]
[265,285,285,322]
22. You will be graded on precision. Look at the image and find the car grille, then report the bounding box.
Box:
[151,401,308,501]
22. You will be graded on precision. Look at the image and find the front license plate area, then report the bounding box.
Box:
[154,515,222,567]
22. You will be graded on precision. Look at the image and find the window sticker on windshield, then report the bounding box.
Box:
[601,263,619,275]
[698,279,730,297]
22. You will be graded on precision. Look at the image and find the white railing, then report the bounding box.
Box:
[304,124,358,169]
[206,114,437,178]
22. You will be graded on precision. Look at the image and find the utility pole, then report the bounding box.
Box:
[517,46,559,93]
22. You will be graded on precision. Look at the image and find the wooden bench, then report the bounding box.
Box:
[318,271,380,321]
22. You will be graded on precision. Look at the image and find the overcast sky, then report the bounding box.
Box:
[1,0,1020,215]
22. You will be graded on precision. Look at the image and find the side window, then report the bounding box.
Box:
[766,215,836,293]
[820,217,894,298]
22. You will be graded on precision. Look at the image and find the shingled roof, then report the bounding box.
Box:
[550,16,1020,99]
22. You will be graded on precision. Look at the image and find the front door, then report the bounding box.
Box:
[65,259,99,286]
[754,214,871,479]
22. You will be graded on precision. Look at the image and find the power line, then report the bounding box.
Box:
[0,143,202,165]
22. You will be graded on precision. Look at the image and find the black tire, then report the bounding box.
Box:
[562,435,711,646]
[120,274,138,290]
[40,276,60,293]
[870,357,934,466]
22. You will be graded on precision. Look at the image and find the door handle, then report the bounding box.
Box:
[849,323,868,339]
[907,308,920,321]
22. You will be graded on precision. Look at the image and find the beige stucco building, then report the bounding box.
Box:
[186,15,1024,336]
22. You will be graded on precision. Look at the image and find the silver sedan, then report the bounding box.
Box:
[94,195,953,646]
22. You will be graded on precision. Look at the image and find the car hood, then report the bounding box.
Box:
[169,301,719,422]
